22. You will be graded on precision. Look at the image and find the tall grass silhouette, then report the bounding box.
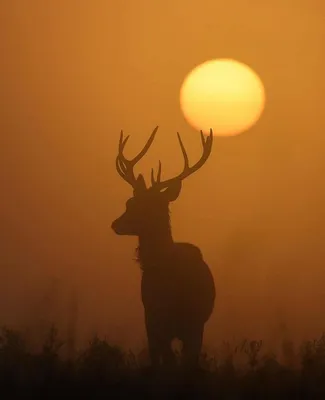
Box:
[1,325,325,398]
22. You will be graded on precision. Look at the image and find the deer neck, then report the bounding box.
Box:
[137,230,174,268]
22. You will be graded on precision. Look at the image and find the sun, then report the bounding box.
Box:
[180,59,266,136]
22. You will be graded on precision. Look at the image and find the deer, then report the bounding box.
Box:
[111,126,216,371]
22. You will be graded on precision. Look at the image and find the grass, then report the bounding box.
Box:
[1,325,325,398]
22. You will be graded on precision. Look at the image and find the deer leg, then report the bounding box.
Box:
[182,325,204,370]
[145,315,161,368]
[146,332,161,368]
[161,339,176,369]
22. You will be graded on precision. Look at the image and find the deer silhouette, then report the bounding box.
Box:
[111,126,215,370]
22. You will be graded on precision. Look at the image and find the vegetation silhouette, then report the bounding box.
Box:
[1,325,325,398]
[111,126,216,371]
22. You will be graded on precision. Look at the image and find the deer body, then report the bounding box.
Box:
[111,126,215,369]
[141,242,215,367]
[140,240,214,327]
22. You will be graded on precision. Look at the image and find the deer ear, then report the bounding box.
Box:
[161,180,182,202]
[133,174,147,196]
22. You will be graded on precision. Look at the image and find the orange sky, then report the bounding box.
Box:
[1,1,325,353]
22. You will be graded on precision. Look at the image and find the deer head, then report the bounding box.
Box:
[111,126,213,236]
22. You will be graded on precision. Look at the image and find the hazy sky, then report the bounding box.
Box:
[1,1,325,352]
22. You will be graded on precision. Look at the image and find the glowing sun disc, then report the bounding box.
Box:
[180,59,266,136]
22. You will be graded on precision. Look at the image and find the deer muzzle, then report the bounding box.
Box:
[111,218,123,235]
[111,214,137,236]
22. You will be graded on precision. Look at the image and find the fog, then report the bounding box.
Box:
[1,1,325,353]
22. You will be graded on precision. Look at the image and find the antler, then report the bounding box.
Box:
[116,126,213,191]
[115,126,159,187]
[150,128,213,191]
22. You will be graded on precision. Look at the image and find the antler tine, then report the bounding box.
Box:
[116,130,131,176]
[177,132,190,170]
[200,130,206,147]
[116,157,135,185]
[116,126,159,188]
[157,160,162,183]
[132,126,159,165]
[193,128,213,167]
[119,131,130,154]
[116,130,136,185]
[115,157,126,180]
[151,160,162,186]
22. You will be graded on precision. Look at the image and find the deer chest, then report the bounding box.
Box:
[141,268,181,310]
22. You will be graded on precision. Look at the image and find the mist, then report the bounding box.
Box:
[1,1,325,353]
